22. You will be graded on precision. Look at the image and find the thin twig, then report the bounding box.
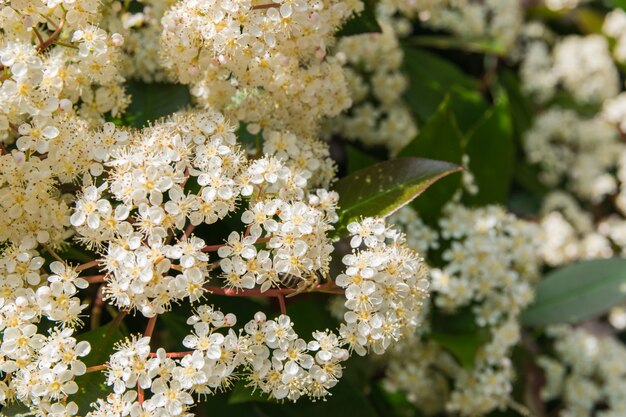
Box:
[148,351,194,358]
[86,364,108,373]
[144,316,157,338]
[76,259,101,272]
[84,274,107,284]
[42,243,64,263]
[32,27,45,47]
[184,224,196,239]
[36,18,65,53]
[204,283,343,297]
[251,3,277,9]
[91,285,104,329]
[277,294,287,315]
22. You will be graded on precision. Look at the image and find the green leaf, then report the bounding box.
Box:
[521,258,626,326]
[574,8,605,34]
[72,322,126,414]
[462,90,514,206]
[336,7,382,37]
[429,307,489,369]
[402,46,487,130]
[398,97,464,224]
[430,330,489,369]
[125,81,192,127]
[346,144,380,174]
[498,69,533,142]
[331,157,461,236]
[409,35,506,56]
[0,402,36,416]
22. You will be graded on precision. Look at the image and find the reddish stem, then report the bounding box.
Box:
[251,3,277,9]
[86,364,108,373]
[148,351,194,358]
[202,236,271,252]
[278,294,287,315]
[204,283,343,297]
[184,224,196,239]
[36,18,64,53]
[138,387,144,405]
[84,275,107,284]
[76,259,102,272]
[144,316,157,338]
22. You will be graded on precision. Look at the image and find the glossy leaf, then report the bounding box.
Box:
[402,46,487,130]
[399,97,464,224]
[409,35,506,56]
[332,157,461,236]
[522,259,626,326]
[463,91,515,206]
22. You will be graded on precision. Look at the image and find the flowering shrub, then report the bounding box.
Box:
[3,0,626,417]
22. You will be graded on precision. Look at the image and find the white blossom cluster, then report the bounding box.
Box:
[0,240,91,412]
[539,325,626,417]
[378,0,523,51]
[100,0,177,83]
[70,110,341,317]
[0,0,130,248]
[383,204,543,416]
[520,31,620,104]
[523,108,621,203]
[83,211,430,413]
[159,0,362,134]
[326,23,417,155]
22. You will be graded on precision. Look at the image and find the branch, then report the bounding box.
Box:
[76,259,102,272]
[204,283,344,297]
[251,3,277,9]
[36,18,65,53]
[144,316,157,338]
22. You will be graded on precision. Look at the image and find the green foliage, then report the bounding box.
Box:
[522,259,626,326]
[399,97,464,224]
[463,90,515,206]
[430,307,489,369]
[72,322,127,414]
[402,46,487,130]
[125,81,192,127]
[332,157,462,236]
[336,6,382,37]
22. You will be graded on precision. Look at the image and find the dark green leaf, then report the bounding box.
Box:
[498,69,534,142]
[125,81,192,127]
[336,7,382,37]
[463,91,514,206]
[522,258,626,326]
[398,97,464,224]
[72,322,126,414]
[430,330,489,369]
[402,46,487,130]
[409,35,506,56]
[346,144,380,173]
[332,157,461,236]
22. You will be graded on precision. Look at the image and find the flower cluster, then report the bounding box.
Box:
[539,326,626,417]
[159,0,361,134]
[326,23,417,154]
[383,203,542,416]
[520,30,619,104]
[379,0,523,51]
[523,108,621,203]
[86,213,429,412]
